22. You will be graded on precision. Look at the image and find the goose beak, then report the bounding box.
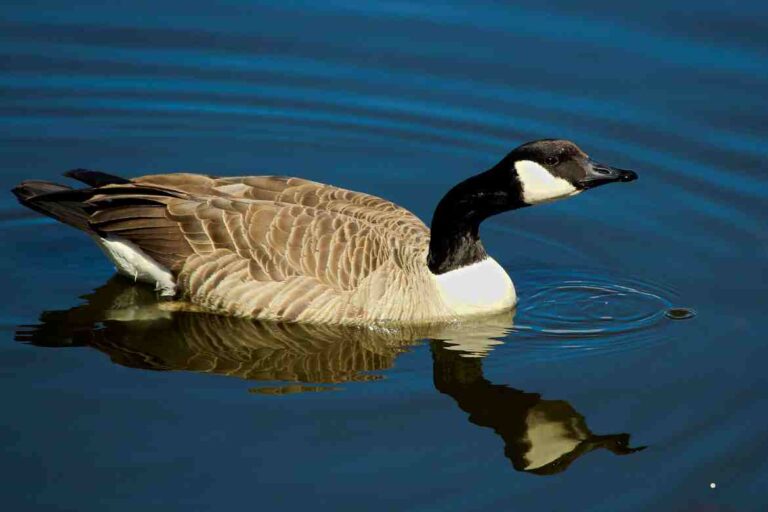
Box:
[577,161,638,189]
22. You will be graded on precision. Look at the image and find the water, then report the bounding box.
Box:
[1,1,766,509]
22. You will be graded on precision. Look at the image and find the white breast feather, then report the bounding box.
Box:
[515,160,579,204]
[434,257,516,316]
[95,236,176,296]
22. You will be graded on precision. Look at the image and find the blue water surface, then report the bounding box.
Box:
[1,1,767,510]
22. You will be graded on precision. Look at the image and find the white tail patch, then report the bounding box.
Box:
[94,236,176,296]
[515,160,579,204]
[434,257,516,316]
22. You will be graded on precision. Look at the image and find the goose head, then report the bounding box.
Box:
[506,139,638,205]
[427,139,638,274]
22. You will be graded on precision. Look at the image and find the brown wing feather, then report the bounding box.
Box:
[81,173,432,323]
[134,174,429,243]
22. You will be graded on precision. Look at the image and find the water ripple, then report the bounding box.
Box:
[287,0,768,72]
[503,269,681,360]
[1,43,764,157]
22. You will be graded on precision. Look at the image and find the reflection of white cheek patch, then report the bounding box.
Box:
[515,160,579,204]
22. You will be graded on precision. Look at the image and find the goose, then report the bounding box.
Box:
[12,139,636,325]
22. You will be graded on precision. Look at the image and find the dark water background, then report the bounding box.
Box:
[2,1,767,510]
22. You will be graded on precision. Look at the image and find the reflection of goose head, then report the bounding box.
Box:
[514,402,642,475]
[431,340,645,474]
[17,278,644,473]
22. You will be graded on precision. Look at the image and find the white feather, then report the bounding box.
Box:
[94,236,176,296]
[434,257,516,315]
[214,182,251,195]
[515,160,579,204]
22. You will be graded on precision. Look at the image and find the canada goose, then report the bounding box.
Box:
[12,139,636,325]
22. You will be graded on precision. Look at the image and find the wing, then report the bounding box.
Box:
[84,174,431,322]
[133,173,428,241]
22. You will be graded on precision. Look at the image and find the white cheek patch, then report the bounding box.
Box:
[523,408,587,470]
[515,160,579,204]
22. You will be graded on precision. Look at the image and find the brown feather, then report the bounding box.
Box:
[19,171,457,324]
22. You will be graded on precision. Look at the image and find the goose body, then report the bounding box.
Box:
[13,139,636,325]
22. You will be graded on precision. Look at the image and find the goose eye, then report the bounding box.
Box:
[545,156,559,166]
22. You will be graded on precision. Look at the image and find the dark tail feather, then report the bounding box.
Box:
[64,169,130,187]
[11,180,71,201]
[12,180,93,232]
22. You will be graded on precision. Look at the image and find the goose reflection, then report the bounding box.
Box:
[16,277,644,474]
[431,340,644,474]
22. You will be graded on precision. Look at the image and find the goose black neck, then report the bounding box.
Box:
[427,165,526,274]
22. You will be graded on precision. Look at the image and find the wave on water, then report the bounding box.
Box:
[501,269,684,361]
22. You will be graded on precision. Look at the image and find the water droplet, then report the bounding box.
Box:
[665,307,696,320]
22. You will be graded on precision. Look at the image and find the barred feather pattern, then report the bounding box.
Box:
[86,174,453,324]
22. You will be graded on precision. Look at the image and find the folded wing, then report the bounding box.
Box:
[84,174,431,322]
